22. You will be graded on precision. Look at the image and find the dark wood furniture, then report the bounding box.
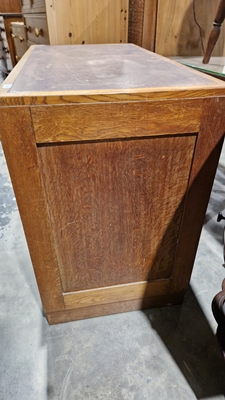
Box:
[203,0,225,64]
[212,212,225,358]
[0,0,22,14]
[1,44,225,324]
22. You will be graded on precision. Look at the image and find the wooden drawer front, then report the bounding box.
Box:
[0,17,6,40]
[22,0,46,13]
[1,37,13,70]
[25,14,49,45]
[14,45,27,63]
[2,38,10,55]
[11,23,27,54]
[1,30,7,41]
[4,52,13,71]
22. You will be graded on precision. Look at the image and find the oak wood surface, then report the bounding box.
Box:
[2,87,225,107]
[38,135,195,292]
[0,106,65,312]
[1,44,225,323]
[45,0,128,45]
[32,100,202,143]
[63,280,170,310]
[170,97,225,295]
[47,292,184,324]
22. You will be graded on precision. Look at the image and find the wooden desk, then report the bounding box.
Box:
[1,44,225,324]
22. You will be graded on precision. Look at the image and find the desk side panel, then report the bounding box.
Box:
[0,106,65,313]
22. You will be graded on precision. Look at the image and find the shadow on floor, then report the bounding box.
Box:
[42,285,225,399]
[144,285,225,399]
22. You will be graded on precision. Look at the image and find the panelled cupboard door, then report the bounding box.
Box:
[1,44,225,324]
[45,0,128,45]
[38,136,195,293]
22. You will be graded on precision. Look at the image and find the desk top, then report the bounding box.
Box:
[1,44,225,106]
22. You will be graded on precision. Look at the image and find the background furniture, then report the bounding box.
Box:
[0,0,21,14]
[0,13,23,72]
[11,21,27,63]
[45,0,128,45]
[203,0,225,63]
[0,0,23,72]
[12,0,129,60]
[129,0,225,57]
[21,0,49,49]
[1,44,225,324]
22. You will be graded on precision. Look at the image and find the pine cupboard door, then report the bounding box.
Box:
[45,0,129,45]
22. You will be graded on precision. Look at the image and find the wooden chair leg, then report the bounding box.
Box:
[202,0,225,64]
[212,279,225,358]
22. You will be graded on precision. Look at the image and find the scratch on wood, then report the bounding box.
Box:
[61,220,76,232]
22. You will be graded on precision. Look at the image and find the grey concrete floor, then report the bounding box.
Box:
[1,139,225,400]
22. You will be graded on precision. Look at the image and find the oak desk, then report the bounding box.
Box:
[1,44,225,324]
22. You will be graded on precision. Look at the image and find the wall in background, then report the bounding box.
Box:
[129,0,225,57]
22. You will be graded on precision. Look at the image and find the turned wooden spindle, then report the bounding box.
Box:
[202,0,225,64]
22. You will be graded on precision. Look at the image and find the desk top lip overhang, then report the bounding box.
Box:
[1,43,225,106]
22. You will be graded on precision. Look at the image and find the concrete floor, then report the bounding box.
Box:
[1,139,225,399]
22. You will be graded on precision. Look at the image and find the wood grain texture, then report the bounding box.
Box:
[171,97,225,295]
[0,106,65,313]
[0,0,21,13]
[1,44,225,324]
[128,0,157,51]
[45,0,128,45]
[2,87,225,107]
[38,135,195,293]
[128,0,145,46]
[64,279,170,310]
[156,0,225,57]
[47,292,184,324]
[32,99,203,143]
[142,0,158,51]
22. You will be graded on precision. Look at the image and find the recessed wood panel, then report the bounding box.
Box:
[63,279,170,310]
[38,135,196,293]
